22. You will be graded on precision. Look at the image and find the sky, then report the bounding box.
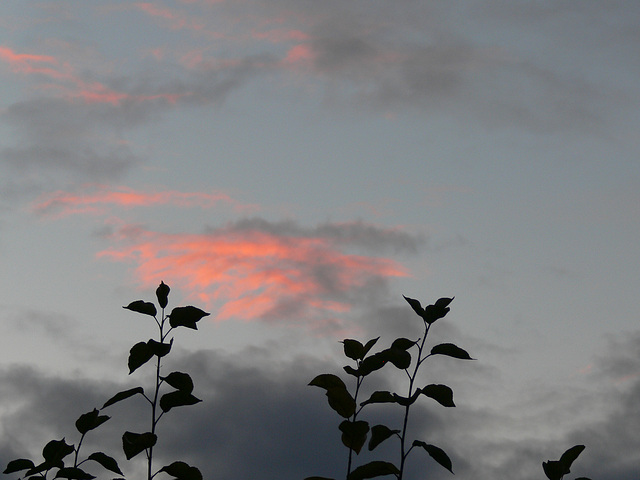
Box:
[0,1,639,479]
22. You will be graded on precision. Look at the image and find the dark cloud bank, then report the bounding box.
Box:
[1,331,639,479]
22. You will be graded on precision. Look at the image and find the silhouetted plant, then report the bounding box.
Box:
[543,445,591,480]
[3,281,208,480]
[305,296,473,480]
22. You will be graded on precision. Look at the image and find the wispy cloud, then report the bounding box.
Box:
[31,185,258,218]
[97,219,419,328]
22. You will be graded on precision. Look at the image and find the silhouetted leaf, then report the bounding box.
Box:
[148,338,173,358]
[358,352,387,376]
[362,337,380,357]
[420,384,455,407]
[434,297,454,309]
[159,391,202,413]
[122,432,156,460]
[42,439,74,464]
[343,365,359,377]
[403,296,425,317]
[123,300,157,317]
[382,348,411,369]
[26,461,52,476]
[54,467,95,479]
[169,306,209,329]
[393,391,420,407]
[75,409,110,435]
[422,297,454,324]
[430,343,473,360]
[391,338,416,351]
[156,281,170,309]
[159,461,203,480]
[161,371,194,393]
[128,341,154,374]
[3,459,35,474]
[342,339,364,360]
[87,452,123,475]
[360,391,395,407]
[368,425,400,451]
[339,420,369,454]
[413,441,453,474]
[347,461,399,480]
[309,374,356,418]
[544,445,586,480]
[102,387,144,409]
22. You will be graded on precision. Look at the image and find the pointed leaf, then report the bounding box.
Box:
[368,424,400,451]
[391,338,416,351]
[382,348,411,369]
[169,306,209,329]
[342,339,364,360]
[3,459,35,474]
[393,391,420,407]
[159,461,203,480]
[309,374,347,391]
[543,460,565,480]
[148,338,172,358]
[123,300,157,317]
[42,439,74,464]
[87,452,123,475]
[122,432,156,460]
[362,337,380,357]
[403,295,425,317]
[128,341,154,374]
[160,391,202,413]
[54,467,95,479]
[102,387,144,409]
[420,384,455,407]
[156,281,170,309]
[413,441,454,474]
[309,374,355,418]
[343,365,359,377]
[358,352,388,376]
[339,420,369,454]
[360,391,395,407]
[430,343,473,360]
[76,409,110,435]
[347,461,399,480]
[559,445,585,471]
[161,371,194,393]
[434,297,454,309]
[422,297,454,324]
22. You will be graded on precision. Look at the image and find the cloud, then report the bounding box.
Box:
[97,218,421,328]
[31,184,258,218]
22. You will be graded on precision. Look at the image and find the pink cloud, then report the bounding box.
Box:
[97,222,409,327]
[134,2,205,31]
[32,185,258,218]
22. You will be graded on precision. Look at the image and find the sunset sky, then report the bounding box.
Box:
[1,2,639,479]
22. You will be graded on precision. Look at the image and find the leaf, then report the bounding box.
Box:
[420,384,456,407]
[42,439,74,464]
[159,461,203,480]
[87,452,123,475]
[360,391,395,407]
[392,391,420,407]
[3,459,35,474]
[434,297,454,309]
[361,337,380,357]
[368,425,400,451]
[309,374,355,418]
[169,306,209,329]
[54,467,95,479]
[358,352,387,376]
[102,387,144,409]
[413,441,454,474]
[161,371,194,393]
[347,461,399,480]
[381,348,411,369]
[544,445,586,480]
[422,297,454,324]
[128,341,154,374]
[343,365,359,377]
[123,300,157,317]
[156,281,170,309]
[430,343,473,360]
[122,432,156,460]
[339,420,369,454]
[160,391,202,413]
[148,338,173,358]
[342,339,364,360]
[403,295,425,317]
[391,338,416,351]
[75,409,110,435]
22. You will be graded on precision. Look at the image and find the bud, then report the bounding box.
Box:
[156,281,170,309]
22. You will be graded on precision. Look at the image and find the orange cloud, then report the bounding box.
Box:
[98,221,410,326]
[32,185,257,217]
